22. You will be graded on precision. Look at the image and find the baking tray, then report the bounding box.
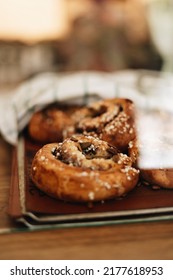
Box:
[7,129,173,231]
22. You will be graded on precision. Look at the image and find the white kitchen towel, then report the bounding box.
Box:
[0,70,139,145]
[0,69,173,168]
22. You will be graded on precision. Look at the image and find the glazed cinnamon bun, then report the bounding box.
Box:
[31,135,139,202]
[128,139,173,189]
[63,98,136,152]
[28,104,81,143]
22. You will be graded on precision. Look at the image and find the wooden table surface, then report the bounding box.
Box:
[0,136,173,260]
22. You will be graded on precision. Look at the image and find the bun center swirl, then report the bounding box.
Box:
[76,101,121,133]
[51,135,132,171]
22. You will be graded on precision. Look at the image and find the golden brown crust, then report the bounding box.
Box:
[31,135,139,202]
[63,98,136,152]
[128,139,173,189]
[28,104,81,143]
[141,169,173,189]
[128,138,139,166]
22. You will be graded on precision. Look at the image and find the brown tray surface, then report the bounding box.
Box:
[20,132,173,217]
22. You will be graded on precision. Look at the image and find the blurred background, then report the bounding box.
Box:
[0,0,166,86]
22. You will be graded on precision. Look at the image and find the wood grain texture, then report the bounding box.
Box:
[0,136,173,260]
[0,222,173,260]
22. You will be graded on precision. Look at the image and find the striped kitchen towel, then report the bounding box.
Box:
[1,69,173,169]
[0,70,139,145]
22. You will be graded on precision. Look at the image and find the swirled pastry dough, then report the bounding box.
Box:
[31,135,139,202]
[63,98,136,152]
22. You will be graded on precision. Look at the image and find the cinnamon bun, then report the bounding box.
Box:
[63,98,136,152]
[128,139,173,189]
[28,104,81,143]
[31,135,139,202]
